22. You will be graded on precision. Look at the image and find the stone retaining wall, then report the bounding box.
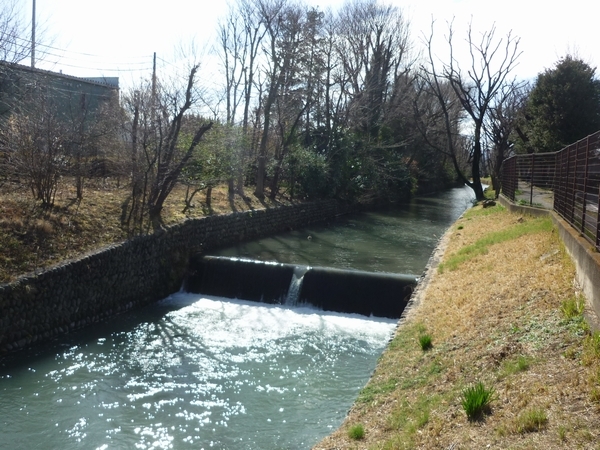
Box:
[0,200,355,354]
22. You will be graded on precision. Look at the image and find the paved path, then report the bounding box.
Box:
[514,181,554,209]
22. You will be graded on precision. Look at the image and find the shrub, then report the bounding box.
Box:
[461,381,494,420]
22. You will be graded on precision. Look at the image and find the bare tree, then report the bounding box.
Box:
[252,0,289,198]
[336,0,412,140]
[0,0,32,64]
[422,20,522,200]
[123,65,213,232]
[2,92,67,208]
[218,0,268,196]
[484,82,528,196]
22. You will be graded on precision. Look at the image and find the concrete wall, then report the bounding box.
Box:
[0,200,355,354]
[551,214,600,329]
[499,195,600,328]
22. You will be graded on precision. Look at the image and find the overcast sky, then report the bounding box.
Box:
[26,0,600,89]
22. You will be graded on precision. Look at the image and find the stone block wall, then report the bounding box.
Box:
[0,200,355,354]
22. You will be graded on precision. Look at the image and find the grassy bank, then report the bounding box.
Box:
[0,179,287,284]
[315,204,600,449]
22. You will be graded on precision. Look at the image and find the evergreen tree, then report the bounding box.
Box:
[523,56,600,153]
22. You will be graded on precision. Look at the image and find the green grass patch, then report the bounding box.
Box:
[461,381,495,421]
[465,203,505,218]
[561,296,585,319]
[387,394,440,433]
[347,423,365,440]
[419,334,433,351]
[515,408,548,433]
[500,355,532,378]
[439,216,553,272]
[582,331,600,366]
[357,377,397,404]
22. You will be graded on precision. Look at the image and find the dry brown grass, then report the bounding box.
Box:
[0,178,288,284]
[314,205,600,450]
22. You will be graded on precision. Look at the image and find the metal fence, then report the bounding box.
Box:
[501,130,600,250]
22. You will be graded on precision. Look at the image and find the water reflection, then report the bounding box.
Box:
[0,186,474,449]
[211,185,475,274]
[0,294,396,450]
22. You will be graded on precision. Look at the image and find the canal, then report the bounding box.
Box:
[0,185,475,449]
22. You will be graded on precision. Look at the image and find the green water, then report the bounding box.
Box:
[0,186,474,449]
[210,185,475,274]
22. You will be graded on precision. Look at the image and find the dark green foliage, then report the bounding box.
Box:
[284,146,330,200]
[521,56,600,153]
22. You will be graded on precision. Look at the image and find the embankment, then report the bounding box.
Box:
[0,200,355,354]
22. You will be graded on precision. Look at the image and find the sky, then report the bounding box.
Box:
[21,0,600,90]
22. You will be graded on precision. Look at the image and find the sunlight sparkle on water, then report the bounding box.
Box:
[1,293,396,450]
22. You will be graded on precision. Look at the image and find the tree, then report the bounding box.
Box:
[2,92,68,208]
[123,65,213,232]
[333,0,415,200]
[0,0,32,64]
[422,20,522,200]
[520,56,600,153]
[253,0,287,199]
[180,123,243,213]
[484,82,528,195]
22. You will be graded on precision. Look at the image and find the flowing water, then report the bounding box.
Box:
[0,185,475,450]
[210,186,476,274]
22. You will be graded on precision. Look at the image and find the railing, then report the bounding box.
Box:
[501,130,600,250]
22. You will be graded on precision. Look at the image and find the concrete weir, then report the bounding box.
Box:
[185,255,418,319]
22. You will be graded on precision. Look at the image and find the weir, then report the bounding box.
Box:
[185,255,418,319]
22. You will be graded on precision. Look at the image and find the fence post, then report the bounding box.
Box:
[582,137,590,234]
[570,144,578,224]
[529,153,535,206]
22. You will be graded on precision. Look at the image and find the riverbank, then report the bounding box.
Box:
[0,180,288,284]
[314,204,600,449]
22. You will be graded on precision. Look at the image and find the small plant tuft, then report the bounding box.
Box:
[461,381,494,421]
[561,296,585,319]
[590,387,600,404]
[419,334,433,351]
[516,407,548,433]
[348,423,365,440]
[582,331,600,366]
[501,355,531,377]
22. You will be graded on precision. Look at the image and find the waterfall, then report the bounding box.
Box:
[285,266,309,306]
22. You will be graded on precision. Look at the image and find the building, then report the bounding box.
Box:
[0,61,119,121]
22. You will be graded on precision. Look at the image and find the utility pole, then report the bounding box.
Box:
[31,0,36,68]
[151,52,157,103]
[151,52,157,127]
